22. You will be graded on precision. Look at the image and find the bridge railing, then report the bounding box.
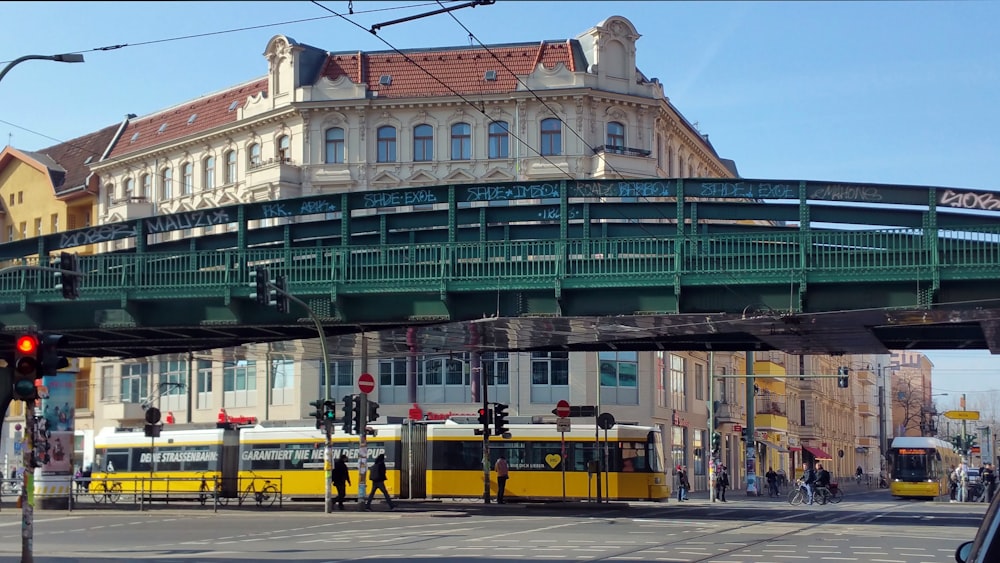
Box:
[3,227,1000,299]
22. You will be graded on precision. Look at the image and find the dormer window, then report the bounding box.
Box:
[130,132,139,143]
[379,75,392,86]
[157,123,168,134]
[484,70,497,81]
[83,156,94,164]
[228,100,239,112]
[187,113,197,124]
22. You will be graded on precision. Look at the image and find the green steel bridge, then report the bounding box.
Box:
[2,177,1000,359]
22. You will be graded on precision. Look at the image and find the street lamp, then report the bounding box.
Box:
[0,53,85,85]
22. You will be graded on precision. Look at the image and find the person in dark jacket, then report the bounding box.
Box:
[331,454,352,510]
[365,454,395,510]
[715,464,730,502]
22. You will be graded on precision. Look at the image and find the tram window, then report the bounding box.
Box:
[104,449,130,472]
[130,448,153,472]
[184,446,213,472]
[431,441,482,470]
[620,442,649,471]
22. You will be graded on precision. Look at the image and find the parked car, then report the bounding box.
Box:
[968,468,981,484]
[955,485,1000,562]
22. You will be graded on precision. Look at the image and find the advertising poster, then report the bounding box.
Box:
[38,372,76,476]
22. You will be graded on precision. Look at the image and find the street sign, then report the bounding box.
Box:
[554,399,570,418]
[556,417,571,432]
[734,424,743,432]
[597,412,616,430]
[358,372,375,394]
[944,410,980,421]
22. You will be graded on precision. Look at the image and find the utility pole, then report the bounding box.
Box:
[745,352,757,496]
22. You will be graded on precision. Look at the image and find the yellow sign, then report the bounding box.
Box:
[944,410,980,421]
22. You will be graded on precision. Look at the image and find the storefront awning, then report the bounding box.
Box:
[803,445,833,460]
[758,440,788,453]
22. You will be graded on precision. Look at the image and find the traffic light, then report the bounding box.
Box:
[275,275,290,314]
[368,401,380,422]
[493,403,509,436]
[739,427,748,442]
[38,333,69,375]
[249,267,275,306]
[477,407,490,426]
[308,399,325,430]
[711,431,722,454]
[52,252,80,299]
[837,366,849,388]
[351,395,362,435]
[342,395,354,434]
[13,333,40,401]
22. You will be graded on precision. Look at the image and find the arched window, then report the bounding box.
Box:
[488,121,509,159]
[540,118,561,156]
[105,183,114,209]
[204,156,215,190]
[450,122,471,160]
[181,162,193,195]
[377,126,396,163]
[140,174,151,198]
[276,135,290,162]
[161,167,173,200]
[123,178,134,200]
[413,124,433,162]
[607,121,625,153]
[248,143,262,167]
[325,128,345,164]
[225,150,237,184]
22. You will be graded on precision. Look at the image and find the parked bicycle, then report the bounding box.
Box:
[198,473,228,506]
[236,471,279,508]
[90,478,123,504]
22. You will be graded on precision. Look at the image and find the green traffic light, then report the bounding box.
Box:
[13,379,36,399]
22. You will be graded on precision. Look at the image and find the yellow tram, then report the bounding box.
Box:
[887,436,960,500]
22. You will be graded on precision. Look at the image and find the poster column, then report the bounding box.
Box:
[36,371,76,509]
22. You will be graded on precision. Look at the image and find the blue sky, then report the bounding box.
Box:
[2,1,1000,394]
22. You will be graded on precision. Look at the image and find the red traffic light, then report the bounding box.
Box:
[16,335,38,354]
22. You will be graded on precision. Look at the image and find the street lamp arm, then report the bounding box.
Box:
[0,53,84,84]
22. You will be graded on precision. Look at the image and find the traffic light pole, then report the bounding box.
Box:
[22,402,36,563]
[480,365,490,504]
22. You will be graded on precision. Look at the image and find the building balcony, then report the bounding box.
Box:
[856,436,878,448]
[754,413,788,432]
[857,403,876,417]
[714,401,744,424]
[589,146,658,178]
[247,157,303,188]
[107,196,155,221]
[102,401,147,422]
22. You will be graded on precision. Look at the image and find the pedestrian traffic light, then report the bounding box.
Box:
[249,266,275,306]
[308,399,325,430]
[52,252,80,299]
[368,401,380,422]
[13,333,40,401]
[493,403,509,436]
[341,395,354,434]
[275,275,290,314]
[351,395,362,435]
[711,431,722,453]
[837,366,849,388]
[739,427,747,442]
[477,407,490,426]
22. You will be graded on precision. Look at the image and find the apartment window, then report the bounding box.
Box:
[540,118,562,156]
[270,358,294,390]
[450,122,471,160]
[249,143,262,167]
[181,162,193,195]
[488,121,509,159]
[693,429,705,476]
[50,213,58,233]
[100,365,116,401]
[225,150,237,184]
[159,360,187,395]
[376,126,397,163]
[203,156,215,190]
[276,135,290,162]
[378,359,407,387]
[694,363,705,401]
[671,426,686,473]
[123,178,134,199]
[161,167,173,200]
[121,363,149,404]
[7,226,13,242]
[607,121,625,152]
[670,353,686,410]
[481,352,509,386]
[599,351,638,388]
[325,127,345,163]
[19,222,26,239]
[7,193,12,206]
[34,218,42,237]
[531,352,569,386]
[413,124,433,162]
[223,360,257,392]
[197,360,213,410]
[18,191,23,204]
[321,360,355,399]
[140,174,150,198]
[800,399,807,425]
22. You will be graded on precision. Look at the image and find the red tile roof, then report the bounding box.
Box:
[22,123,121,198]
[107,78,268,160]
[324,42,577,98]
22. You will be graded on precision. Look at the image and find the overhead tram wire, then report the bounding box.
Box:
[438,2,778,312]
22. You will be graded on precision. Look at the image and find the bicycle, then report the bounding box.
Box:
[91,479,122,504]
[236,472,279,508]
[788,480,806,505]
[198,473,229,506]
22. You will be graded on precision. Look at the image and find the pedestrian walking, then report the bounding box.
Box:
[331,454,351,510]
[765,467,778,497]
[984,463,997,502]
[715,464,729,502]
[676,465,690,501]
[364,454,395,510]
[495,455,510,504]
[949,465,959,502]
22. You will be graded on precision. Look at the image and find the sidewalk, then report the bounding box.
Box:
[675,479,891,504]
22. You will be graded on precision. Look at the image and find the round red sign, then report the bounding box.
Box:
[555,399,571,418]
[358,372,375,394]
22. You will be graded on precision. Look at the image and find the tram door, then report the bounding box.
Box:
[401,422,428,499]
